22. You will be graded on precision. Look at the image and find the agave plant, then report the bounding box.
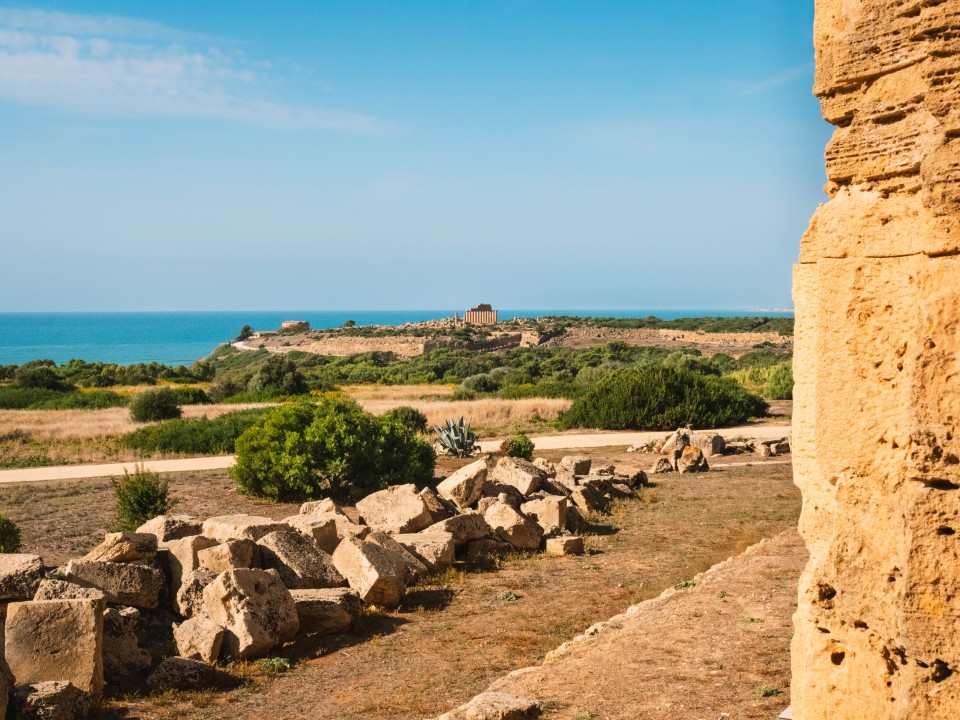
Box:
[433,417,479,457]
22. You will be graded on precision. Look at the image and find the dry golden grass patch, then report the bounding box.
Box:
[357,397,570,435]
[340,384,456,401]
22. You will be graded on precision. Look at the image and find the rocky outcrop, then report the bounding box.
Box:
[792,3,960,719]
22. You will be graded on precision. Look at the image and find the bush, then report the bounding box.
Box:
[129,388,182,423]
[232,398,435,503]
[381,406,428,434]
[170,386,210,405]
[561,364,768,431]
[461,373,499,394]
[247,354,307,396]
[112,464,170,531]
[0,514,22,552]
[14,361,72,391]
[763,361,793,400]
[500,431,534,460]
[120,408,269,455]
[31,390,127,410]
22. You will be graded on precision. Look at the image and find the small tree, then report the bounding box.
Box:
[343,319,356,328]
[0,514,22,552]
[236,325,253,341]
[247,355,307,396]
[112,464,170,531]
[129,387,182,423]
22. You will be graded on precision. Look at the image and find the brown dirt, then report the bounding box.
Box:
[0,450,803,720]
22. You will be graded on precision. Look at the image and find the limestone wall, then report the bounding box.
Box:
[792,1,960,717]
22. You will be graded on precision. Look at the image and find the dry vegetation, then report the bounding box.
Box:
[0,451,799,719]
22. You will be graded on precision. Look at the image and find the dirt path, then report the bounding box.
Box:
[0,424,790,485]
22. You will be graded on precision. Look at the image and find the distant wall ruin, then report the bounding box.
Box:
[792,1,960,718]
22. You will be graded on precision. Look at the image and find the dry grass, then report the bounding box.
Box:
[340,384,456,401]
[357,397,570,435]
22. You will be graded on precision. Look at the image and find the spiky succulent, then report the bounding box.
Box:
[433,417,479,457]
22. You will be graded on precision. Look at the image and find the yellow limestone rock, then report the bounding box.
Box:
[793,2,960,718]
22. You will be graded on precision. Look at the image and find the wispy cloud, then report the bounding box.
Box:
[0,8,389,131]
[729,63,812,96]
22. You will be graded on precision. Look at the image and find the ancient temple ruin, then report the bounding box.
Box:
[792,1,960,717]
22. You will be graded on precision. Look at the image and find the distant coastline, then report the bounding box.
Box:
[0,309,795,366]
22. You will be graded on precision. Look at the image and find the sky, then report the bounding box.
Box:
[0,1,832,312]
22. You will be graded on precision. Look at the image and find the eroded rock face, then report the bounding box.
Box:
[793,3,960,718]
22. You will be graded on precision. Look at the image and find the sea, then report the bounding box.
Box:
[0,310,794,367]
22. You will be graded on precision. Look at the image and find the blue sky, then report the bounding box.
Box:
[0,1,831,312]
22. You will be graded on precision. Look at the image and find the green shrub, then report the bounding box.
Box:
[0,386,67,409]
[561,364,768,431]
[500,430,534,460]
[381,406,428,434]
[31,390,127,410]
[232,398,435,503]
[14,361,73,391]
[763,361,793,400]
[461,373,499,394]
[247,355,307,396]
[120,408,269,455]
[0,514,22,552]
[112,464,170,531]
[129,388,182,423]
[170,386,210,405]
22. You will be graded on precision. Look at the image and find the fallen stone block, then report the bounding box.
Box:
[466,538,514,559]
[366,530,430,583]
[678,446,709,473]
[84,532,157,563]
[146,658,216,692]
[482,500,543,551]
[773,440,791,455]
[659,428,691,456]
[480,484,526,509]
[425,513,492,545]
[64,560,163,609]
[202,568,298,659]
[0,553,44,601]
[552,469,579,491]
[0,654,11,720]
[201,515,287,542]
[356,483,434,533]
[33,579,105,603]
[614,464,648,488]
[290,587,361,635]
[420,486,456,522]
[520,496,567,536]
[164,534,219,596]
[5,598,105,696]
[175,568,216,618]
[559,455,591,476]
[539,477,572,497]
[436,691,541,720]
[331,537,404,609]
[569,485,608,513]
[545,536,584,556]
[256,531,345,589]
[332,517,371,543]
[197,539,257,574]
[490,457,545,496]
[174,616,224,663]
[136,514,202,543]
[283,514,340,554]
[13,681,91,720]
[691,432,726,457]
[532,457,557,477]
[103,606,151,683]
[298,497,345,516]
[565,506,590,534]
[392,531,456,570]
[608,483,634,499]
[650,457,675,474]
[755,442,773,457]
[436,457,488,509]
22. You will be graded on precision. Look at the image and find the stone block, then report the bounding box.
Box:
[356,483,434,534]
[545,536,584,556]
[436,691,540,720]
[520,496,567,536]
[691,432,726,457]
[299,498,345,516]
[392,531,456,570]
[136,514,202,543]
[614,464,648,488]
[650,457,675,474]
[33,579,105,602]
[164,534,219,595]
[424,513,491,545]
[201,515,287,542]
[290,588,361,635]
[490,457,545,496]
[482,500,543,551]
[174,616,224,663]
[175,568,216,618]
[103,606,151,682]
[559,455,591,475]
[5,598,104,696]
[64,560,163,609]
[201,568,298,659]
[146,658,216,692]
[0,554,43,601]
[419,486,456,522]
[283,513,340,554]
[436,458,488,510]
[677,446,709,473]
[197,539,257,574]
[83,532,157,563]
[256,531,345,589]
[13,681,91,720]
[330,538,404,609]
[532,457,557,477]
[365,530,430,583]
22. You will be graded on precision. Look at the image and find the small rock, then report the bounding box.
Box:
[198,539,257,574]
[0,553,44,601]
[289,587,361,635]
[559,455,591,476]
[650,457,675,474]
[146,658,216,692]
[13,681,91,720]
[356,483,434,534]
[436,458,488,510]
[83,532,157,563]
[174,616,224,663]
[136,515,202,543]
[201,515,288,542]
[545,536,584,556]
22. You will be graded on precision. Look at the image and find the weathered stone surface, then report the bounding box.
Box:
[614,464,648,488]
[690,432,726,457]
[425,513,491,545]
[466,538,514,559]
[13,681,91,720]
[299,497,344,516]
[174,616,224,663]
[330,537,404,609]
[137,514,202,543]
[482,500,543,551]
[490,457,545,497]
[569,485,608,513]
[146,658,216,692]
[392,531,456,570]
[356,484,434,534]
[175,568,216,618]
[0,653,12,720]
[164,534,219,596]
[564,505,590,534]
[520,497,567,536]
[659,429,691,457]
[545,536,584,556]
[283,513,340,554]
[436,691,541,720]
[5,598,105,696]
[365,530,430,583]
[33,579,105,602]
[201,568,298,659]
[419,486,456,522]
[84,532,157,563]
[532,457,557,477]
[197,539,257,574]
[677,446,709,473]
[650,457,675,474]
[201,515,287,542]
[64,560,163,609]
[559,455,591,476]
[0,553,43,601]
[792,4,960,719]
[102,606,151,682]
[289,588,361,635]
[256,531,345,589]
[436,458,488,510]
